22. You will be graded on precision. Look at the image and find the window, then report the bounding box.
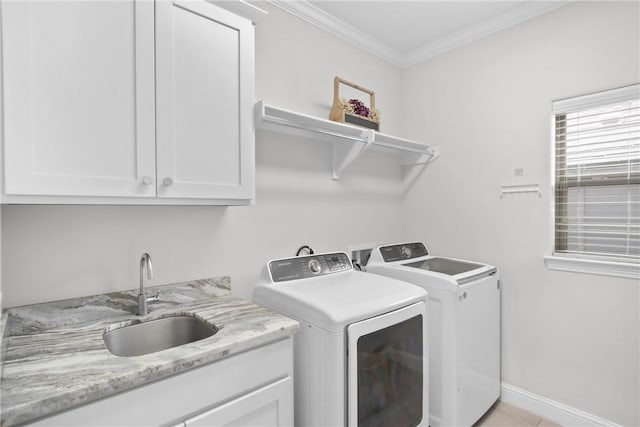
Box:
[552,85,639,267]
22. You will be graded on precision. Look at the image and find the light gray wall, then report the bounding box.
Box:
[400,2,639,425]
[2,1,638,425]
[0,3,405,306]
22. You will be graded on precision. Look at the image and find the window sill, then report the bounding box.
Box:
[543,255,640,279]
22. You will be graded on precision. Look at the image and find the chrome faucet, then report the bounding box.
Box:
[137,253,159,315]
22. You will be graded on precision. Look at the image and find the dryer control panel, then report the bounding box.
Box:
[269,252,352,282]
[379,242,429,262]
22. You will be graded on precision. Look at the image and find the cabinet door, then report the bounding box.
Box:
[155,0,255,202]
[1,0,156,197]
[184,377,293,427]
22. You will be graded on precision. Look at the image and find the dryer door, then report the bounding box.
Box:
[347,301,428,427]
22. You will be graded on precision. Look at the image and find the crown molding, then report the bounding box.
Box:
[266,0,404,66]
[403,1,572,67]
[210,0,269,23]
[267,0,571,69]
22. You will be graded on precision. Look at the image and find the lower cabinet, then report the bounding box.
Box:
[182,377,291,427]
[27,338,293,427]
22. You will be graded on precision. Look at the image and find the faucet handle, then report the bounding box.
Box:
[147,290,160,303]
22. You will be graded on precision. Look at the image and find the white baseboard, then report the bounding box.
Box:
[500,382,621,427]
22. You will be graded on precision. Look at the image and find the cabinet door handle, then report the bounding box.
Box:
[142,176,154,185]
[162,177,174,187]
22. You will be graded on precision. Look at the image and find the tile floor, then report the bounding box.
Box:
[474,401,562,427]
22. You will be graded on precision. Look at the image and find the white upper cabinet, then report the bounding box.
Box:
[155,0,254,201]
[1,0,156,198]
[0,0,254,205]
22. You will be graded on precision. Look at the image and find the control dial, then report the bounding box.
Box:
[401,245,412,258]
[307,259,322,274]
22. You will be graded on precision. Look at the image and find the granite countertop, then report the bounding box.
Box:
[0,278,299,427]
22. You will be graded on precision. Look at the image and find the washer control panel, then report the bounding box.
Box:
[379,242,429,262]
[269,252,352,282]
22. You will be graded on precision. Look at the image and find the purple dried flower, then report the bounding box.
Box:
[348,99,370,117]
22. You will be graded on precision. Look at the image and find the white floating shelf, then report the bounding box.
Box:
[255,101,440,181]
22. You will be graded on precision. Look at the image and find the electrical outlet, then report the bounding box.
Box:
[514,168,524,177]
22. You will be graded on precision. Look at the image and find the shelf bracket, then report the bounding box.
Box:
[401,147,441,193]
[401,146,440,167]
[332,129,375,180]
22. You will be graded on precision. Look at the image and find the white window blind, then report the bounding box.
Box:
[553,84,639,262]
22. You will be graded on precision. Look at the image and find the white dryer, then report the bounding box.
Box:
[253,251,429,427]
[364,242,500,427]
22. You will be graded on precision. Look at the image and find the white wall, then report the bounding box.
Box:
[0,2,405,306]
[401,2,639,425]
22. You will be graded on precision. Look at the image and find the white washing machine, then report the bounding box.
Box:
[364,242,500,427]
[253,251,429,427]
